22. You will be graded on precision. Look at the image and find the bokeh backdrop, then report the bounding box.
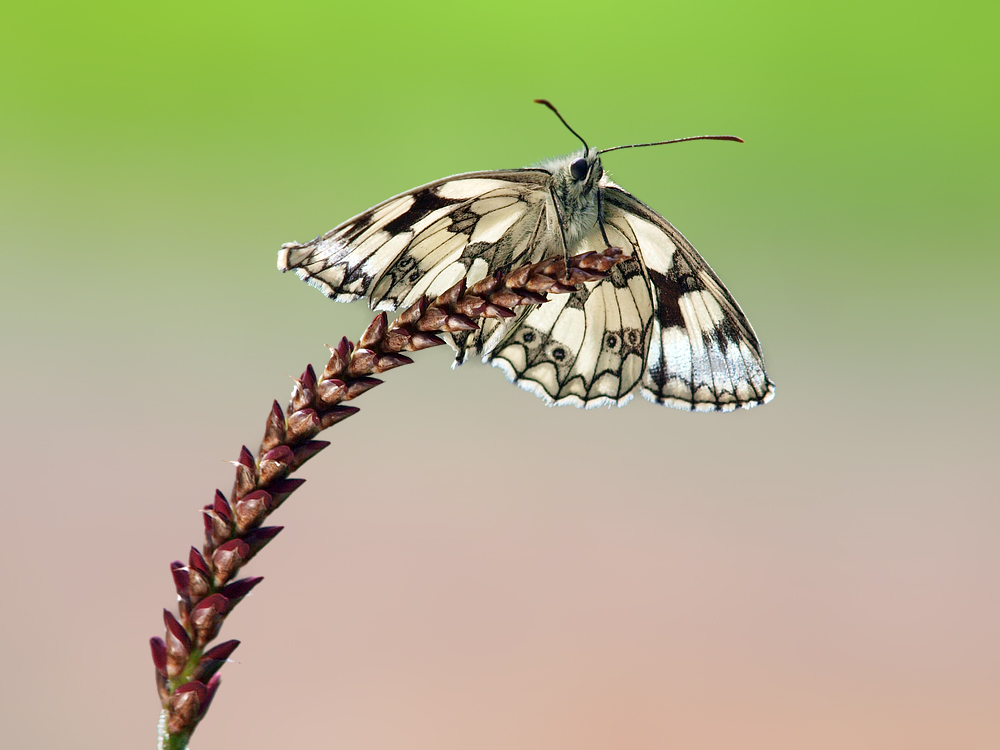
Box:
[2,1,998,748]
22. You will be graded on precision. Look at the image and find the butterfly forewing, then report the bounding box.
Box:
[602,187,775,411]
[278,170,552,311]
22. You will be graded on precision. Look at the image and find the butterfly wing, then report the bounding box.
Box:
[485,185,774,411]
[280,161,773,411]
[485,254,654,407]
[278,170,553,315]
[602,186,775,411]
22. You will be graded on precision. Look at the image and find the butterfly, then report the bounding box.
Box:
[279,100,775,412]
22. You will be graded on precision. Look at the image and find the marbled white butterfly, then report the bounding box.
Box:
[279,101,775,411]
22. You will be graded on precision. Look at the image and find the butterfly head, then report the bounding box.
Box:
[560,148,604,197]
[534,100,606,206]
[535,98,742,243]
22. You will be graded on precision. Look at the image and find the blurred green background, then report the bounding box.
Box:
[2,2,998,748]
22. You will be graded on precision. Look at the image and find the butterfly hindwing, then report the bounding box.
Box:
[278,170,552,312]
[602,186,775,411]
[486,254,654,407]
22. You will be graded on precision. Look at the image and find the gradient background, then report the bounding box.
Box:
[2,1,998,747]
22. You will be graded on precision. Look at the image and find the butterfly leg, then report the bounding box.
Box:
[596,188,612,248]
[548,190,572,281]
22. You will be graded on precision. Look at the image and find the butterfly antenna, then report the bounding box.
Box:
[598,135,743,154]
[534,99,589,152]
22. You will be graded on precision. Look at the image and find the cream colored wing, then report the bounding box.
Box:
[279,170,553,312]
[603,186,775,411]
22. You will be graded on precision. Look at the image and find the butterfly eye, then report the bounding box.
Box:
[570,158,588,181]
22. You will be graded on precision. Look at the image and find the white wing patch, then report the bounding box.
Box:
[436,178,518,200]
[626,211,676,275]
